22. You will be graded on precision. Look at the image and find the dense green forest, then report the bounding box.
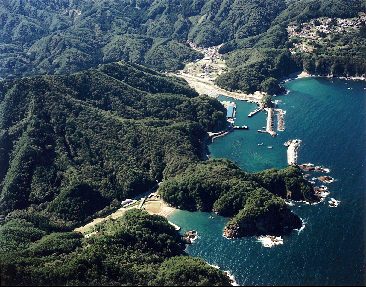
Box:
[159,160,317,237]
[0,62,233,285]
[0,0,286,78]
[0,60,315,237]
[0,61,317,284]
[0,61,227,227]
[0,209,231,286]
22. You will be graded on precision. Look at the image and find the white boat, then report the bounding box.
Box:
[258,143,264,146]
[267,146,273,149]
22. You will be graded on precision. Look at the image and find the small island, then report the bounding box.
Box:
[184,230,198,244]
[318,176,336,183]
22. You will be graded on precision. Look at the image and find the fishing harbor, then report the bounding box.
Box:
[213,95,340,210]
[169,78,365,286]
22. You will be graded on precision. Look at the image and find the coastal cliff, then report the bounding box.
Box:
[223,202,302,239]
[254,166,319,202]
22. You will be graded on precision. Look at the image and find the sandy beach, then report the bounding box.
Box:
[296,71,311,78]
[74,196,177,235]
[142,198,177,218]
[175,71,266,103]
[171,43,266,103]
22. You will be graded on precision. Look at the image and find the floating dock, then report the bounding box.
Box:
[285,139,302,165]
[208,130,231,142]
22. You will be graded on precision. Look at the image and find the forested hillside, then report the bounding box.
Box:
[0,209,231,286]
[0,61,234,285]
[0,0,286,78]
[0,1,364,284]
[0,60,317,285]
[1,0,364,94]
[0,61,319,285]
[4,1,359,216]
[0,60,316,237]
[216,0,366,93]
[0,61,227,227]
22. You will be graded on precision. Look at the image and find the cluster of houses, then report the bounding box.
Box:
[287,13,366,54]
[187,40,222,61]
[184,41,225,79]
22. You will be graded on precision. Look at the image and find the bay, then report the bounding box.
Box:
[169,78,366,285]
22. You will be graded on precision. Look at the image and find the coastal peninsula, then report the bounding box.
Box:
[159,160,318,239]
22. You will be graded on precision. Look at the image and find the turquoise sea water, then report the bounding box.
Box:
[169,78,366,285]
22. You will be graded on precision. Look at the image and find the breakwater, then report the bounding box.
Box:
[265,108,277,137]
[285,139,302,165]
[275,109,286,131]
[208,130,232,142]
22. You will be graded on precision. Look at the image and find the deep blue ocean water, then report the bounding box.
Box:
[169,78,366,285]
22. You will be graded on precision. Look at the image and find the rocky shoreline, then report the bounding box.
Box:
[223,207,303,239]
[283,71,366,83]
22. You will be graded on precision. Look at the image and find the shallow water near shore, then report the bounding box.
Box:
[169,78,366,285]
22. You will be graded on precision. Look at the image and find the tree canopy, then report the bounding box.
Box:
[0,209,231,286]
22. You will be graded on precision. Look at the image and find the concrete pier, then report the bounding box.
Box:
[208,130,231,142]
[248,107,263,117]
